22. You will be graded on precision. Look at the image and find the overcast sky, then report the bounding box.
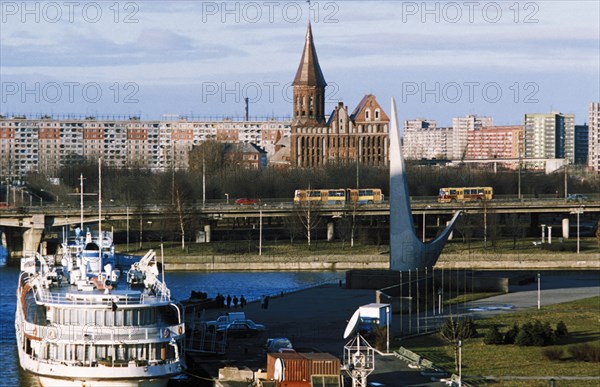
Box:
[1,0,599,126]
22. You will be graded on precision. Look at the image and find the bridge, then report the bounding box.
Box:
[1,197,598,258]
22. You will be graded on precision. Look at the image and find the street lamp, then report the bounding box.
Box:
[386,305,390,353]
[537,272,541,310]
[571,206,584,254]
[458,339,462,387]
[225,193,229,204]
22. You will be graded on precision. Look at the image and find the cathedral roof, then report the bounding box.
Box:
[293,22,327,87]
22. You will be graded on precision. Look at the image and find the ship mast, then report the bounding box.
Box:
[98,158,103,272]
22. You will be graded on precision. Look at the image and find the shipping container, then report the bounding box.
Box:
[267,353,310,382]
[300,353,340,376]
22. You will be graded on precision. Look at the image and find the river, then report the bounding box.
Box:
[0,246,344,386]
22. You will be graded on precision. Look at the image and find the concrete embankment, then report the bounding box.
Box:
[163,252,599,271]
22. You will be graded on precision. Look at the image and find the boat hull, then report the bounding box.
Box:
[39,375,169,387]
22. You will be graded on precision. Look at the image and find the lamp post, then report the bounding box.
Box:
[537,272,541,310]
[571,206,584,254]
[259,209,263,256]
[386,305,390,353]
[126,206,129,252]
[458,342,463,386]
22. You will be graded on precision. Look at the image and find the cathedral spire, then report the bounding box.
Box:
[292,22,327,125]
[293,22,327,87]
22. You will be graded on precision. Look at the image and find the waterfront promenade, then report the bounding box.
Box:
[194,271,600,386]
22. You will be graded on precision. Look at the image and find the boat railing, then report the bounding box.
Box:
[22,351,181,368]
[32,287,146,306]
[21,319,184,344]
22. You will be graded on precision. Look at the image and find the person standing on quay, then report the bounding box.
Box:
[260,295,265,309]
[240,295,247,308]
[233,295,239,308]
[226,294,232,308]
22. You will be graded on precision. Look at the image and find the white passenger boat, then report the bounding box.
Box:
[15,247,186,387]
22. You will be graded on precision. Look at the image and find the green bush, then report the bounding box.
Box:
[484,325,504,345]
[503,323,519,344]
[542,347,564,361]
[555,321,568,337]
[515,320,555,346]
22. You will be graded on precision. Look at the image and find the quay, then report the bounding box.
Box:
[186,283,448,386]
[185,270,600,386]
[163,252,600,272]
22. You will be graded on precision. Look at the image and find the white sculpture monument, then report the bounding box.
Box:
[389,98,461,271]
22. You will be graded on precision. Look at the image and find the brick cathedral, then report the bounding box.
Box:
[290,23,390,168]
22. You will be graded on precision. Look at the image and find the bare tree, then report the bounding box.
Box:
[296,196,322,247]
[440,313,477,372]
[174,189,188,250]
[282,215,303,245]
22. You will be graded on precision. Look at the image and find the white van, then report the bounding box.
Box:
[205,312,246,330]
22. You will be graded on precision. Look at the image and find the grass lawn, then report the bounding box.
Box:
[400,297,600,383]
[117,240,390,258]
[117,237,598,258]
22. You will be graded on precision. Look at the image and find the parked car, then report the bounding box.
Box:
[265,337,293,353]
[235,198,257,205]
[205,312,246,331]
[566,194,589,202]
[217,320,265,337]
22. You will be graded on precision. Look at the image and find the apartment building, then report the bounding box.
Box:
[589,102,600,172]
[523,112,575,163]
[0,116,290,177]
[465,125,523,161]
[452,115,493,160]
[402,119,453,160]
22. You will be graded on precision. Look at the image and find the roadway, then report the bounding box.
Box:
[1,197,599,229]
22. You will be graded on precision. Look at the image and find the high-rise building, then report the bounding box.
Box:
[290,23,389,168]
[402,119,453,160]
[589,102,600,172]
[523,112,575,163]
[574,124,589,165]
[452,115,493,159]
[465,125,523,162]
[0,117,290,177]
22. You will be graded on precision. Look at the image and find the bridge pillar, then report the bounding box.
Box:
[23,227,44,256]
[562,218,570,239]
[21,214,46,256]
[327,222,334,242]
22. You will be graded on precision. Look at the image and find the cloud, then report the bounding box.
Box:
[0,28,247,68]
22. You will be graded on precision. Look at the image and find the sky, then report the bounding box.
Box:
[1,0,599,126]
